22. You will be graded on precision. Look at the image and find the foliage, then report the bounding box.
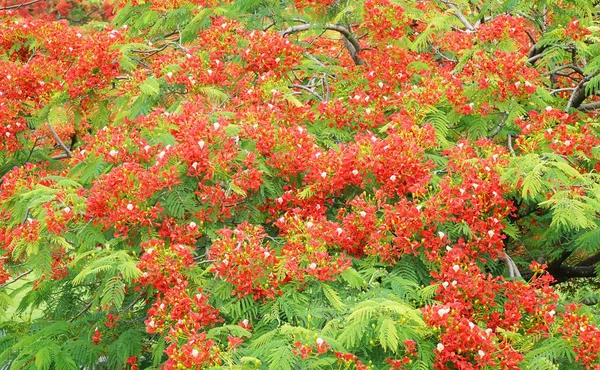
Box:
[1,0,600,369]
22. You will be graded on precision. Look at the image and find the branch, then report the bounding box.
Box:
[289,84,323,101]
[527,44,547,65]
[577,251,600,267]
[502,253,522,280]
[279,23,365,65]
[547,265,596,284]
[565,79,589,112]
[544,64,584,77]
[69,299,94,322]
[438,0,475,31]
[0,269,33,290]
[47,123,72,158]
[0,0,42,10]
[578,101,600,112]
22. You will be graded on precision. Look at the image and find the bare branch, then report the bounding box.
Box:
[279,23,365,65]
[549,87,576,95]
[0,0,42,10]
[502,253,522,280]
[0,269,33,290]
[69,299,94,322]
[289,84,323,101]
[544,64,584,77]
[578,101,600,112]
[47,123,72,158]
[438,0,475,31]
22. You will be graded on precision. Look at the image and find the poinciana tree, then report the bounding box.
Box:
[1,0,600,369]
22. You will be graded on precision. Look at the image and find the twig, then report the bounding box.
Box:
[549,87,576,95]
[507,134,516,157]
[502,253,522,280]
[47,123,72,158]
[578,101,600,112]
[69,299,94,322]
[438,0,475,31]
[0,0,42,10]
[0,269,33,290]
[279,23,365,65]
[289,84,323,101]
[544,64,584,76]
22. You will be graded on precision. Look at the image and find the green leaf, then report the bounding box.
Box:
[181,9,213,43]
[321,283,345,311]
[35,347,52,370]
[379,317,399,353]
[140,77,161,97]
[101,276,125,309]
[341,267,365,289]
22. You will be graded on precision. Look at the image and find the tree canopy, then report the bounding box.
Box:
[1,0,600,369]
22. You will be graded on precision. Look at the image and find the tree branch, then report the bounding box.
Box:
[577,251,600,267]
[0,0,42,10]
[0,269,33,290]
[547,265,596,284]
[502,253,522,279]
[47,123,72,158]
[438,0,475,31]
[69,299,94,322]
[578,101,600,112]
[279,23,365,65]
[289,84,323,101]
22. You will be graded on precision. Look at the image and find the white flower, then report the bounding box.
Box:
[127,204,134,211]
[442,281,449,288]
[390,175,397,181]
[264,251,270,257]
[478,350,485,357]
[359,211,367,217]
[109,149,118,157]
[545,106,552,111]
[316,338,324,345]
[192,349,199,357]
[452,265,460,272]
[488,230,495,237]
[309,263,317,269]
[352,169,359,176]
[438,231,445,239]
[321,171,328,178]
[198,140,205,149]
[438,307,450,317]
[166,72,173,78]
[549,310,556,317]
[306,221,314,228]
[213,122,220,130]
[437,343,445,351]
[336,227,343,235]
[63,207,71,213]
[277,197,284,204]
[189,222,197,228]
